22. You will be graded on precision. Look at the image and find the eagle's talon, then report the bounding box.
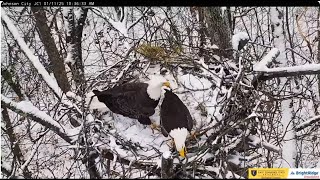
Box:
[190,130,199,140]
[166,139,175,148]
[150,123,161,133]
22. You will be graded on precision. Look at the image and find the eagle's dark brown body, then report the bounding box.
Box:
[93,83,159,125]
[160,89,193,136]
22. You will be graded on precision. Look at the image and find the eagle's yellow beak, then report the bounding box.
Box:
[179,147,186,158]
[162,81,171,88]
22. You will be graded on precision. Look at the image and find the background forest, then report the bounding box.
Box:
[1,6,320,178]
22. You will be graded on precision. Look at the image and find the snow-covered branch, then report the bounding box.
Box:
[253,47,320,79]
[1,94,74,144]
[1,162,12,177]
[21,137,43,172]
[1,10,62,97]
[100,148,161,176]
[295,115,320,132]
[91,7,128,37]
[253,48,280,71]
[111,59,137,83]
[248,135,281,153]
[2,9,92,119]
[257,64,320,79]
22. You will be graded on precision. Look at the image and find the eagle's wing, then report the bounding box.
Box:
[108,83,157,118]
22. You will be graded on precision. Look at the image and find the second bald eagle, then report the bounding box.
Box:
[160,88,193,158]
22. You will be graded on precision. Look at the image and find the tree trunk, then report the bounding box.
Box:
[64,7,88,93]
[204,7,233,59]
[197,7,206,58]
[2,105,32,178]
[31,7,71,93]
[161,155,173,179]
[317,7,320,113]
[270,7,297,168]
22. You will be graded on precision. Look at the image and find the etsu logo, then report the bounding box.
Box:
[251,170,257,176]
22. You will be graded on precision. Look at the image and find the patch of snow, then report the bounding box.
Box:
[108,113,170,158]
[180,74,212,90]
[228,153,240,166]
[205,44,219,49]
[74,7,82,21]
[64,45,75,65]
[86,91,109,110]
[66,91,81,101]
[1,95,67,133]
[253,48,280,71]
[265,64,320,73]
[248,135,260,146]
[232,32,249,50]
[162,151,171,159]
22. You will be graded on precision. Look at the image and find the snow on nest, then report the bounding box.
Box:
[177,74,221,127]
[162,151,172,159]
[180,74,212,90]
[103,110,170,158]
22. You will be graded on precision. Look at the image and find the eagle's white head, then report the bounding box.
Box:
[146,75,170,100]
[169,127,188,158]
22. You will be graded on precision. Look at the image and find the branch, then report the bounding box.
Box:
[31,7,71,93]
[1,162,12,178]
[256,64,320,80]
[20,137,43,172]
[100,148,161,177]
[128,7,150,30]
[253,48,280,71]
[1,95,73,144]
[90,7,128,37]
[1,9,92,119]
[252,48,320,85]
[1,10,62,97]
[248,135,281,153]
[295,115,320,132]
[1,104,32,178]
[1,68,25,100]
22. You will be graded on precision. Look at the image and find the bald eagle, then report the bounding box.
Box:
[160,88,193,158]
[92,76,170,125]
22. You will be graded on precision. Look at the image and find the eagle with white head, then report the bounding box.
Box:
[159,86,193,158]
[92,75,170,125]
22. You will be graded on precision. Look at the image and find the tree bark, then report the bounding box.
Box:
[31,7,71,93]
[197,7,206,58]
[1,98,73,144]
[2,104,32,178]
[204,7,233,59]
[317,7,320,113]
[64,7,88,92]
[161,155,173,179]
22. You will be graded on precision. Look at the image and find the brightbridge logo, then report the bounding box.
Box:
[288,169,320,179]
